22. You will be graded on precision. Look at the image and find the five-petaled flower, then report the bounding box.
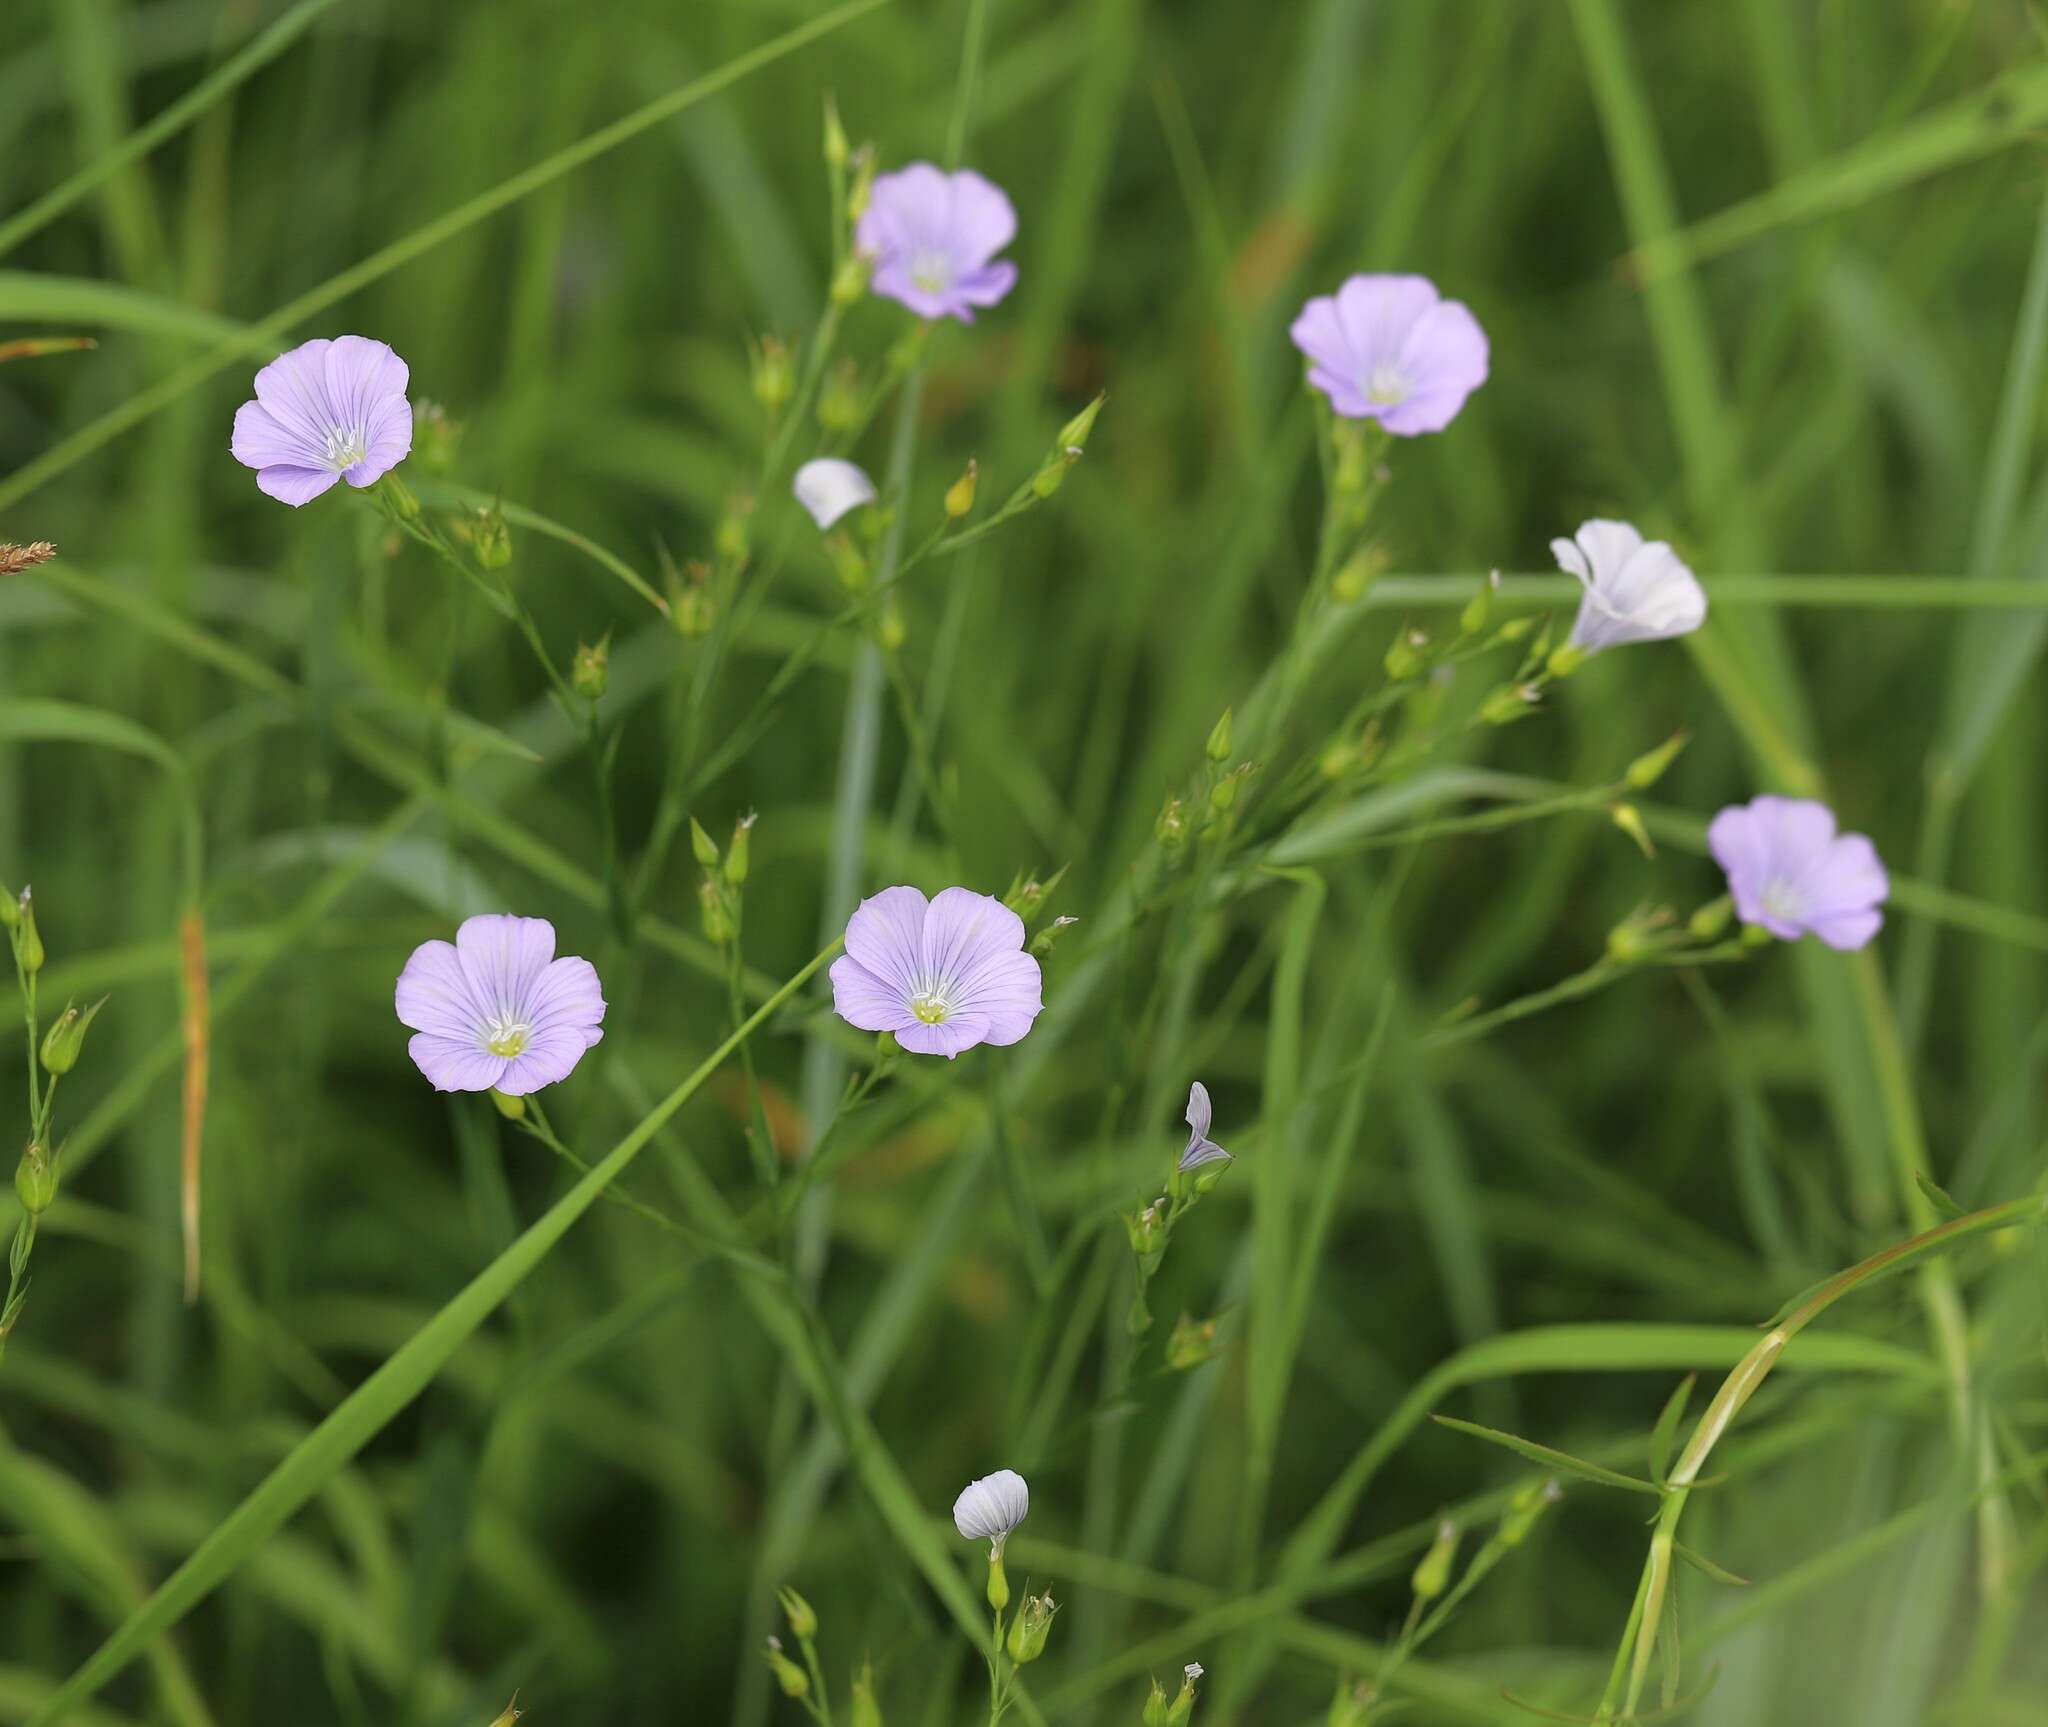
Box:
[1552,519,1706,653]
[1177,1082,1231,1173]
[857,164,1019,323]
[953,1468,1029,1555]
[830,886,1043,1058]
[231,335,414,506]
[1708,796,1889,951]
[1289,274,1488,434]
[793,457,877,529]
[396,914,606,1093]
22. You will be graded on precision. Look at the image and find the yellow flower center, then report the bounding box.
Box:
[910,990,951,1025]
[482,1014,531,1058]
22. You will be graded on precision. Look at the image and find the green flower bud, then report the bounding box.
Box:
[763,1637,810,1699]
[572,634,610,700]
[826,534,869,594]
[1205,708,1232,764]
[876,595,906,653]
[986,1548,1010,1613]
[1206,773,1238,814]
[823,96,849,168]
[380,471,420,521]
[1330,547,1384,604]
[848,145,875,220]
[15,1142,55,1216]
[831,252,872,307]
[850,1661,883,1727]
[1477,683,1538,726]
[1155,796,1189,850]
[1142,1678,1171,1727]
[1030,915,1079,958]
[1006,1590,1058,1665]
[725,814,755,886]
[1459,572,1499,636]
[717,494,755,568]
[1382,632,1425,681]
[1625,731,1689,789]
[1325,1680,1377,1727]
[752,335,795,412]
[473,504,512,570]
[39,996,104,1076]
[1610,802,1654,859]
[777,1584,817,1641]
[1500,1478,1561,1547]
[673,582,716,638]
[1410,1518,1458,1601]
[489,1088,526,1121]
[486,1695,523,1727]
[1031,449,1076,500]
[15,892,43,975]
[1688,895,1733,942]
[944,460,978,520]
[1057,392,1106,453]
[690,818,720,869]
[700,878,734,945]
[1545,641,1587,679]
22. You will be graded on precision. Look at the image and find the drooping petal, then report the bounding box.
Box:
[395,938,482,1038]
[953,1469,1029,1544]
[842,886,929,1001]
[793,458,878,530]
[407,1032,508,1093]
[454,914,558,1016]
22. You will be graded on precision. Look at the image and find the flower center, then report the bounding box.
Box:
[323,423,368,471]
[481,1012,532,1058]
[1364,363,1410,406]
[909,249,954,296]
[910,987,953,1025]
[1760,879,1806,924]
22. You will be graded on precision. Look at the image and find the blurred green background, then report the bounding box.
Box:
[4,1,2048,1723]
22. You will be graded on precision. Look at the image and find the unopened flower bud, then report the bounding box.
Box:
[1410,1518,1458,1601]
[1143,1678,1171,1727]
[725,813,755,886]
[944,460,978,520]
[1610,802,1654,859]
[777,1585,817,1640]
[1031,449,1078,500]
[700,878,734,945]
[486,1695,523,1727]
[412,401,463,474]
[1546,642,1587,679]
[850,1661,883,1727]
[752,335,796,412]
[823,96,849,168]
[572,634,610,700]
[763,1637,810,1698]
[986,1548,1010,1612]
[1477,683,1538,726]
[1688,895,1733,942]
[1030,915,1079,957]
[1333,421,1372,493]
[690,818,720,869]
[1006,1590,1058,1665]
[473,504,512,570]
[1500,1478,1562,1547]
[672,562,716,637]
[1124,1201,1164,1260]
[832,252,872,306]
[1057,393,1106,454]
[39,996,104,1076]
[1382,631,1426,681]
[1205,708,1232,764]
[1166,1312,1220,1371]
[16,893,43,974]
[489,1088,526,1121]
[848,145,875,220]
[1206,772,1239,814]
[15,1142,55,1216]
[1460,571,1500,636]
[1625,731,1689,789]
[1193,1165,1227,1196]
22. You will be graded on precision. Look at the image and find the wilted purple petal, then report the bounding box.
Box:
[1178,1080,1232,1171]
[1289,274,1488,435]
[1707,796,1889,950]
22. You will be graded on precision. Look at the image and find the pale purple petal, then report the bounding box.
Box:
[395,938,481,1038]
[1559,519,1707,651]
[859,163,1020,323]
[526,955,607,1040]
[233,334,413,503]
[455,914,557,1015]
[793,458,877,529]
[896,1014,994,1058]
[1290,274,1488,435]
[408,1033,510,1094]
[1709,796,1888,950]
[497,1025,599,1095]
[231,400,322,472]
[919,887,1027,988]
[944,170,1018,262]
[953,1469,1029,1545]
[1185,1082,1212,1142]
[952,948,1043,1046]
[830,954,919,1033]
[255,465,342,507]
[844,886,930,1000]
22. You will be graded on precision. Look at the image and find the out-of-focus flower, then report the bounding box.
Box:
[857,164,1018,322]
[1707,796,1889,951]
[1551,519,1706,653]
[952,1468,1029,1555]
[1289,274,1488,434]
[231,335,413,505]
[396,914,605,1093]
[831,887,1043,1058]
[1177,1082,1232,1173]
[794,457,877,529]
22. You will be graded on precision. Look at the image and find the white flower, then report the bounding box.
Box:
[952,1468,1029,1554]
[1550,518,1706,653]
[793,457,877,529]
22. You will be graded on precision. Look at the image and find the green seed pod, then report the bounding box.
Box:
[473,504,512,570]
[39,996,104,1076]
[15,1142,55,1216]
[985,1549,1010,1613]
[1057,392,1106,453]
[16,893,43,974]
[488,1088,526,1122]
[725,815,755,887]
[1142,1679,1170,1727]
[1410,1518,1458,1601]
[763,1638,810,1699]
[1006,1590,1058,1665]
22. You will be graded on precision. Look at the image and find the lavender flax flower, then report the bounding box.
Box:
[1552,519,1707,652]
[1178,1081,1232,1173]
[830,886,1043,1057]
[396,914,606,1093]
[231,336,413,506]
[793,457,876,529]
[857,164,1018,322]
[953,1469,1029,1555]
[1289,274,1488,434]
[1708,796,1890,951]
